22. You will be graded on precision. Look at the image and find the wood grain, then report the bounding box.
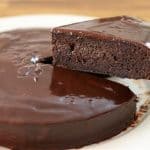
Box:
[0,0,150,20]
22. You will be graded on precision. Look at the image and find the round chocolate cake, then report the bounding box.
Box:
[0,29,136,150]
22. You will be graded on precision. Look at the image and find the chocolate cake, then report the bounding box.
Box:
[52,16,150,79]
[0,29,136,150]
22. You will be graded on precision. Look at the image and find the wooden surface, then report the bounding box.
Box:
[0,0,150,20]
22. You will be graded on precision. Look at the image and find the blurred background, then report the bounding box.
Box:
[0,0,150,20]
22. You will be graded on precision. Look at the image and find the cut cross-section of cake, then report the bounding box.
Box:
[52,16,150,79]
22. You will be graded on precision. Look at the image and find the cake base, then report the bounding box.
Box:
[0,29,136,150]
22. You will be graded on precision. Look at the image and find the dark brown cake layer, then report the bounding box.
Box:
[52,16,150,79]
[0,29,136,150]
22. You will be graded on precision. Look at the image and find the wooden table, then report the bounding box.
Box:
[0,0,150,20]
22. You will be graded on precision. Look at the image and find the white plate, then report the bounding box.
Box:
[0,15,149,150]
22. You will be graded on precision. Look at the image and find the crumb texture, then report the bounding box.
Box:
[52,29,150,79]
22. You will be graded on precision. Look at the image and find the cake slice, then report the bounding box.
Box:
[52,16,150,79]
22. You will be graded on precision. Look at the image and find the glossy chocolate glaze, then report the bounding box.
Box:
[57,16,150,46]
[0,29,136,149]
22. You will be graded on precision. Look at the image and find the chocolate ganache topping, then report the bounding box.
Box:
[59,16,150,45]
